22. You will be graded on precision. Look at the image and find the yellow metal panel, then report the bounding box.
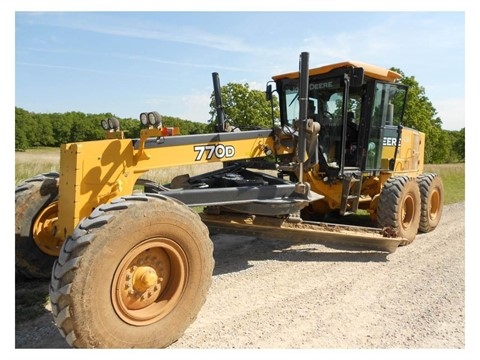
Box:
[56,132,281,239]
[57,139,138,238]
[381,128,424,177]
[132,134,277,172]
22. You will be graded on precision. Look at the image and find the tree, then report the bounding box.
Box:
[119,117,141,138]
[162,116,209,135]
[14,107,214,150]
[15,107,56,148]
[35,114,56,147]
[391,68,447,164]
[50,112,73,146]
[15,107,32,150]
[209,82,279,131]
[453,128,465,161]
[448,128,465,162]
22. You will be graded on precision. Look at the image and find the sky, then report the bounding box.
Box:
[13,7,467,131]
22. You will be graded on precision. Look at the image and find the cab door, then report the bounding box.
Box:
[360,81,408,171]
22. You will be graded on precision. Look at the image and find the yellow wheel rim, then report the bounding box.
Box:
[112,238,188,326]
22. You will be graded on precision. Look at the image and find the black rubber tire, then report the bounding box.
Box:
[417,173,444,233]
[49,194,214,348]
[15,172,59,279]
[377,176,421,245]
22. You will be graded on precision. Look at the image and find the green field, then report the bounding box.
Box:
[424,163,465,205]
[15,148,465,205]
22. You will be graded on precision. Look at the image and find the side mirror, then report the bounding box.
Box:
[350,68,364,87]
[266,84,273,101]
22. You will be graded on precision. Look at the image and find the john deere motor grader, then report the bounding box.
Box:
[15,52,443,348]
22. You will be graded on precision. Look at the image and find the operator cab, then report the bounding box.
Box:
[270,61,408,178]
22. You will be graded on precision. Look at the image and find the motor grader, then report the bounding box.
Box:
[15,52,443,348]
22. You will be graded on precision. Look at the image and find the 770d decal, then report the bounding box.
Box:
[194,144,236,161]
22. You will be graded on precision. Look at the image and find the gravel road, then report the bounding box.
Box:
[14,202,467,350]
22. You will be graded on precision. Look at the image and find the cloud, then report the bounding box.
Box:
[142,92,212,123]
[20,12,258,54]
[114,53,249,72]
[434,98,465,131]
[17,61,115,74]
[178,93,213,123]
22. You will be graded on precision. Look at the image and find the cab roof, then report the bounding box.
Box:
[272,60,402,82]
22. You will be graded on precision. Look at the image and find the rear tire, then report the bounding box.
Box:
[15,172,60,279]
[49,194,214,348]
[377,176,421,245]
[417,173,444,233]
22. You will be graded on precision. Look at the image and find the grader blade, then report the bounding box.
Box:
[200,213,403,253]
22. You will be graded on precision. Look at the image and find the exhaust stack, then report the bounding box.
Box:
[212,72,225,132]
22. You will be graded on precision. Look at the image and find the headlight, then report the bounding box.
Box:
[108,117,120,130]
[140,111,162,128]
[101,117,120,131]
[148,111,162,127]
[101,118,110,130]
[139,112,149,126]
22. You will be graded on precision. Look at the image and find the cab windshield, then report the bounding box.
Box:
[283,76,345,124]
[282,75,360,167]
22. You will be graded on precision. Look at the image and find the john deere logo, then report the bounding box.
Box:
[383,137,401,147]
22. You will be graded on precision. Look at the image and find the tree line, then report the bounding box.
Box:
[15,107,210,150]
[15,71,465,164]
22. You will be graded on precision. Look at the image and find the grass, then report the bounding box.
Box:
[15,162,59,185]
[15,148,465,204]
[424,163,465,205]
[15,147,62,185]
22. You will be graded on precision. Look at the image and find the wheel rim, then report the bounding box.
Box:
[429,188,441,221]
[112,238,188,326]
[401,194,415,230]
[32,201,61,256]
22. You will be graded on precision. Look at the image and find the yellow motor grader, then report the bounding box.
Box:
[15,52,443,348]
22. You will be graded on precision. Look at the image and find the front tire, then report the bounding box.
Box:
[377,176,421,245]
[15,172,60,279]
[49,194,214,348]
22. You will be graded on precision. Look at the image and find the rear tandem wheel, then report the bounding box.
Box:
[49,194,214,348]
[417,173,444,233]
[377,175,421,245]
[15,172,60,279]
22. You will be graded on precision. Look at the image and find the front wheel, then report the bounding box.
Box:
[50,194,214,348]
[377,176,421,245]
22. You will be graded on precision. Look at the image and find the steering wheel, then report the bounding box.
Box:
[321,111,335,123]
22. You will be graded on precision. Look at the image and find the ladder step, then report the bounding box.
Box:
[340,175,362,215]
